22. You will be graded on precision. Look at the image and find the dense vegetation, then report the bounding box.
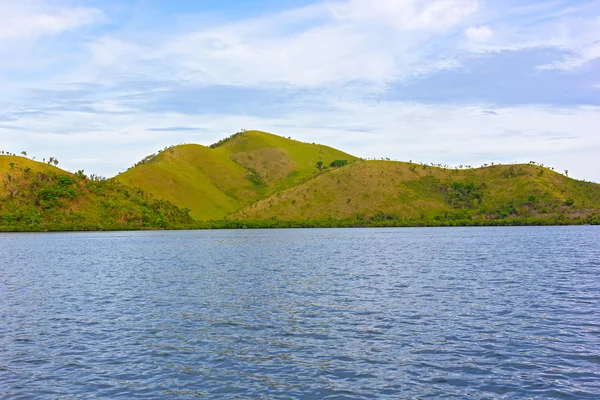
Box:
[0,157,193,231]
[2,131,600,231]
[191,214,600,229]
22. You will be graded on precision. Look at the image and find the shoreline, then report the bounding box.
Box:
[1,217,598,232]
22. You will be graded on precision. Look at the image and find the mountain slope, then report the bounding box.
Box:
[116,130,358,219]
[0,156,193,231]
[231,161,600,223]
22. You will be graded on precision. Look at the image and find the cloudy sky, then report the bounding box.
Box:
[1,0,599,181]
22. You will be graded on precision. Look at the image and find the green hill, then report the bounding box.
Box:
[0,156,193,231]
[3,131,600,231]
[115,130,359,219]
[231,161,600,225]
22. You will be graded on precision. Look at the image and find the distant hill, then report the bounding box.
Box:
[115,130,358,219]
[0,156,193,231]
[2,131,600,231]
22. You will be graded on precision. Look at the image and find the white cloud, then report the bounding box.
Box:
[328,0,479,31]
[464,6,600,70]
[0,0,102,40]
[77,0,477,88]
[464,25,492,42]
[538,41,600,70]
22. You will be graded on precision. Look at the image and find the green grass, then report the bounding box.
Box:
[116,130,358,219]
[231,161,600,223]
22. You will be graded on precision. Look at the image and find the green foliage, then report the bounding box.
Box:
[330,159,348,168]
[443,181,485,208]
[0,164,193,231]
[185,215,599,230]
[246,170,267,194]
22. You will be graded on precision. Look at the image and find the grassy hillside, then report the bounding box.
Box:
[4,131,600,230]
[231,161,600,224]
[0,156,193,231]
[116,130,358,219]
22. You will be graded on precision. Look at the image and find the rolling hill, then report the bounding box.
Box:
[231,160,600,224]
[2,130,600,231]
[115,130,359,219]
[0,156,193,231]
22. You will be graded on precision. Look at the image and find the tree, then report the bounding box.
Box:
[564,170,569,177]
[330,159,348,168]
[21,151,27,157]
[316,161,323,170]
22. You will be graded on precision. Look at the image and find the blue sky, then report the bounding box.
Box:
[0,0,599,181]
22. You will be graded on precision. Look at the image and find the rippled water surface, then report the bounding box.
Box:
[1,227,600,399]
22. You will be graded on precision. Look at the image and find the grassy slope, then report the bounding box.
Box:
[5,133,599,229]
[232,161,600,221]
[0,156,63,176]
[116,130,358,219]
[0,156,193,231]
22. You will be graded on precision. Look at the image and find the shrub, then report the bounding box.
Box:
[330,160,348,168]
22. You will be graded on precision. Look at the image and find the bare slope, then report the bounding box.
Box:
[116,131,358,219]
[232,161,600,222]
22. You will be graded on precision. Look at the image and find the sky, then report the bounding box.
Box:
[0,0,599,181]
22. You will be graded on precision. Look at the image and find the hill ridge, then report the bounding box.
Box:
[2,130,600,229]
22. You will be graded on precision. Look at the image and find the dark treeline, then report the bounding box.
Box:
[3,214,597,232]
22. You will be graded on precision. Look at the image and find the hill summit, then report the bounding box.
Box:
[115,130,358,219]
